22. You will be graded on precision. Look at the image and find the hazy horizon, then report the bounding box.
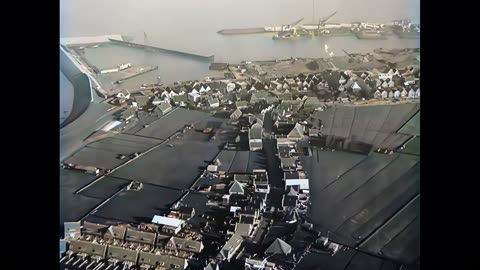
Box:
[60,0,420,38]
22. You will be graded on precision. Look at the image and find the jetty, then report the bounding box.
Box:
[109,39,214,62]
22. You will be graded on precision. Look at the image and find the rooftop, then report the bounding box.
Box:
[152,215,185,227]
[265,238,292,255]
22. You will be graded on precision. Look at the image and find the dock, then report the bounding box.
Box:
[108,39,214,62]
[113,66,158,84]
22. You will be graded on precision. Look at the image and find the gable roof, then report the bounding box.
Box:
[229,180,245,194]
[250,90,269,102]
[236,101,248,108]
[217,233,243,260]
[167,237,204,253]
[304,96,322,108]
[286,186,298,196]
[205,263,219,270]
[172,94,188,103]
[249,123,263,139]
[135,95,151,105]
[230,108,242,119]
[235,223,251,237]
[265,238,292,255]
[287,123,304,139]
[208,97,220,106]
[157,102,172,113]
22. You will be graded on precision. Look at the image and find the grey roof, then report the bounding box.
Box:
[125,228,156,245]
[157,102,172,113]
[248,114,257,124]
[250,90,269,102]
[249,141,263,150]
[135,95,151,105]
[204,263,219,270]
[217,233,244,260]
[138,251,187,268]
[265,238,292,255]
[172,94,188,103]
[345,79,372,92]
[249,123,263,139]
[235,223,251,237]
[208,97,220,106]
[82,221,109,236]
[236,101,248,108]
[266,96,279,104]
[166,237,203,253]
[280,99,303,109]
[104,225,127,240]
[287,186,298,196]
[122,106,136,118]
[287,123,304,139]
[234,174,252,183]
[303,96,323,108]
[219,95,229,103]
[152,96,161,103]
[69,240,108,257]
[230,108,242,120]
[107,245,138,262]
[229,180,245,194]
[281,158,297,168]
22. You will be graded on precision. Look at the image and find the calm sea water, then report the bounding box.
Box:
[60,0,419,59]
[60,0,420,115]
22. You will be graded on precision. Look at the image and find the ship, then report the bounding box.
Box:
[217,27,267,35]
[353,30,387,40]
[118,63,132,71]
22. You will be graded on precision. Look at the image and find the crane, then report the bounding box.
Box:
[317,11,338,35]
[273,18,305,39]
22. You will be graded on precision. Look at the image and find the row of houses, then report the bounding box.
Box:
[63,218,204,269]
[373,88,420,99]
[110,64,420,121]
[67,239,189,270]
[276,137,309,194]
[196,168,270,263]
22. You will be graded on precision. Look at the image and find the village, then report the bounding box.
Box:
[60,46,420,270]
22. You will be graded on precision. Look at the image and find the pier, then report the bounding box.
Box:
[113,66,159,84]
[109,39,214,62]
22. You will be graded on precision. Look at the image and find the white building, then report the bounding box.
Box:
[284,172,309,191]
[378,73,393,81]
[249,123,263,151]
[188,92,201,102]
[408,89,416,98]
[394,90,401,98]
[208,97,220,108]
[415,88,420,98]
[381,90,388,99]
[152,215,186,235]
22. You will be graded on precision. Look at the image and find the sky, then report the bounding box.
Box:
[60,0,420,38]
